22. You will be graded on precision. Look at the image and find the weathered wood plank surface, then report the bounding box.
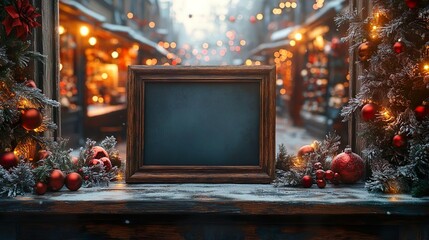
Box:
[1,183,428,216]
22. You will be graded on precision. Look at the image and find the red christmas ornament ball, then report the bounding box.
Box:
[34,182,48,195]
[393,41,405,54]
[405,0,418,8]
[21,108,43,130]
[48,169,65,191]
[331,148,364,184]
[65,172,83,191]
[70,156,79,165]
[297,145,315,159]
[0,151,18,169]
[361,103,377,121]
[325,170,334,180]
[313,162,323,170]
[99,157,112,172]
[88,158,103,167]
[229,16,236,22]
[316,179,326,189]
[25,80,37,88]
[414,105,429,120]
[331,172,341,185]
[302,175,313,188]
[91,146,109,160]
[392,135,406,148]
[315,169,325,180]
[358,41,371,61]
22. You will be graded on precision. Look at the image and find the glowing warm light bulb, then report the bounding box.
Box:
[58,25,65,35]
[424,64,429,71]
[101,73,108,79]
[170,42,177,49]
[245,59,252,66]
[290,40,296,46]
[79,26,89,37]
[280,88,286,95]
[127,12,134,19]
[256,13,263,20]
[88,37,97,46]
[294,33,303,41]
[148,21,156,28]
[111,51,119,59]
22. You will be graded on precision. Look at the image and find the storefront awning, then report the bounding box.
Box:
[248,39,290,57]
[101,23,170,57]
[270,0,346,42]
[60,0,106,24]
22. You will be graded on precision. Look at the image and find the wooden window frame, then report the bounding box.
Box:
[38,0,369,154]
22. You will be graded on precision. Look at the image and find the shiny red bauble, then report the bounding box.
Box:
[0,151,18,169]
[99,157,112,172]
[25,80,37,88]
[392,135,406,148]
[316,179,326,189]
[88,159,103,167]
[91,146,109,160]
[358,41,371,61]
[48,169,65,191]
[405,0,418,8]
[331,148,364,184]
[229,16,236,22]
[65,172,83,191]
[324,170,334,181]
[301,175,313,188]
[315,169,325,180]
[34,182,48,195]
[414,105,428,120]
[297,145,315,159]
[21,108,43,130]
[393,41,405,54]
[361,103,377,121]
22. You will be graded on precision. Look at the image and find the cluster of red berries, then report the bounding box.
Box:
[301,162,341,188]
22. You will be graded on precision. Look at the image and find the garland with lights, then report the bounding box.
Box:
[0,0,120,197]
[337,0,429,196]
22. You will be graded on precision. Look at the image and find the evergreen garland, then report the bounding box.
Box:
[338,0,429,195]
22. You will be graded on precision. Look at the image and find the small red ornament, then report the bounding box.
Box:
[361,103,377,121]
[21,108,43,130]
[392,135,406,148]
[229,16,236,22]
[249,16,256,24]
[91,146,109,160]
[25,80,37,88]
[301,175,313,188]
[331,147,365,184]
[315,169,325,180]
[34,182,48,195]
[313,162,323,170]
[405,0,418,9]
[393,41,405,54]
[37,150,51,161]
[414,105,429,120]
[99,157,112,172]
[65,172,83,191]
[297,145,315,159]
[325,170,334,180]
[358,41,371,61]
[331,172,341,185]
[48,169,65,191]
[316,179,326,189]
[88,159,103,167]
[70,156,79,165]
[0,151,18,169]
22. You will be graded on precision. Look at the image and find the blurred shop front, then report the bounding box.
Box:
[248,0,349,146]
[59,0,172,146]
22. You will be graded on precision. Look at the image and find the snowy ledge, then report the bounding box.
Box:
[1,183,428,216]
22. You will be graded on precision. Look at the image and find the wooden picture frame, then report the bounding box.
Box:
[126,65,276,183]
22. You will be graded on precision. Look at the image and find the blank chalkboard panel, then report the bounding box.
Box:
[126,65,276,183]
[143,82,260,166]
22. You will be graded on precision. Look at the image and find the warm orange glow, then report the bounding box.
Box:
[88,37,97,46]
[58,25,65,35]
[79,26,89,37]
[290,40,296,46]
[127,12,134,19]
[148,21,156,28]
[256,13,263,20]
[294,33,303,41]
[280,88,286,95]
[111,51,119,59]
